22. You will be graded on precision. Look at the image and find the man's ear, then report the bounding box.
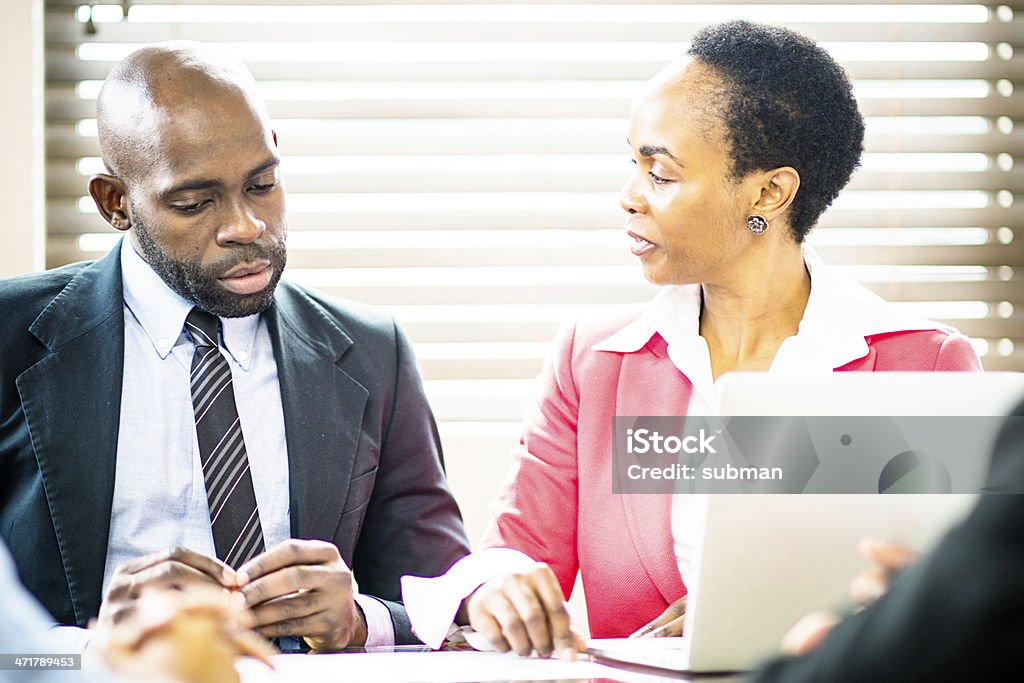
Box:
[88,174,133,232]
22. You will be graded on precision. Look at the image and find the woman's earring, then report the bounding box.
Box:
[746,215,769,235]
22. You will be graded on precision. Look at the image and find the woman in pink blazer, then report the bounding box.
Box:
[475,305,978,648]
[403,20,981,656]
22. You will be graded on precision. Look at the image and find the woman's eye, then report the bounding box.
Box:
[249,182,276,193]
[649,172,671,185]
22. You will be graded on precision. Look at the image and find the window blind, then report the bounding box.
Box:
[44,1,1024,537]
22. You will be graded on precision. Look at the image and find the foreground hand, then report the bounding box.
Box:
[237,539,365,651]
[630,596,686,638]
[464,562,585,658]
[92,584,275,683]
[98,547,235,628]
[780,610,840,656]
[780,538,919,655]
[850,538,917,606]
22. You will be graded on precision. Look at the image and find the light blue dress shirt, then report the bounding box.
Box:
[54,240,392,648]
[105,237,291,588]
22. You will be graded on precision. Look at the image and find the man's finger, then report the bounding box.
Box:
[237,539,340,585]
[103,575,135,603]
[117,547,234,586]
[254,610,329,639]
[249,590,322,628]
[128,561,227,597]
[242,564,346,607]
[113,548,184,575]
[240,565,306,607]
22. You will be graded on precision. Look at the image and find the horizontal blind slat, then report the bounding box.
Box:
[43,160,1024,195]
[45,0,1024,7]
[45,51,1024,83]
[45,16,1024,44]
[46,90,1024,120]
[44,200,1024,233]
[45,124,1024,157]
[48,238,1024,269]
[279,282,1024,305]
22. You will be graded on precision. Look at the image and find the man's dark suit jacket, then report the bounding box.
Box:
[753,399,1024,681]
[0,244,470,644]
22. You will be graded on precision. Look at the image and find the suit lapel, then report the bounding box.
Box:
[265,283,367,542]
[15,247,124,624]
[836,345,878,371]
[614,338,689,604]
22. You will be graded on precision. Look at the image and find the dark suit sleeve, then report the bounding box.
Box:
[750,405,1024,682]
[351,320,470,644]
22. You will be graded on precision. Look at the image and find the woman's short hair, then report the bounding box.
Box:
[687,20,865,242]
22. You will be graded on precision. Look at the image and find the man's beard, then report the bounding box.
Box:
[132,209,287,318]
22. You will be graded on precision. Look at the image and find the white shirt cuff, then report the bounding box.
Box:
[354,593,395,648]
[49,625,92,653]
[401,547,538,649]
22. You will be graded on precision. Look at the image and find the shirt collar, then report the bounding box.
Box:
[591,284,702,354]
[791,247,943,371]
[120,238,260,369]
[592,246,946,373]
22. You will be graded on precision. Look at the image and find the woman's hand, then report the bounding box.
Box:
[630,596,687,638]
[463,562,586,658]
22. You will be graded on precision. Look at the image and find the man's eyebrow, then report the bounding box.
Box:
[247,157,279,179]
[162,177,221,198]
[638,145,682,164]
[160,158,279,199]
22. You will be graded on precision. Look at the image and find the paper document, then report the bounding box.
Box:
[586,637,691,673]
[237,649,653,683]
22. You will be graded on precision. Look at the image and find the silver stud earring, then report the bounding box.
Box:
[746,215,769,235]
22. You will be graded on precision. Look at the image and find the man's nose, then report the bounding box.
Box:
[219,201,266,245]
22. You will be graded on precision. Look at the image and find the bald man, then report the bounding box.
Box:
[0,42,469,651]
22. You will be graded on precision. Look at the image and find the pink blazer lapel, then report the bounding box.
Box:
[614,337,690,604]
[837,344,878,371]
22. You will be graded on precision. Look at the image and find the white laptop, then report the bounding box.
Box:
[588,372,1024,674]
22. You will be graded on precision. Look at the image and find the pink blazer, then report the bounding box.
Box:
[479,311,982,638]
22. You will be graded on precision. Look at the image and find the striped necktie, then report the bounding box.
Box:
[184,308,266,569]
